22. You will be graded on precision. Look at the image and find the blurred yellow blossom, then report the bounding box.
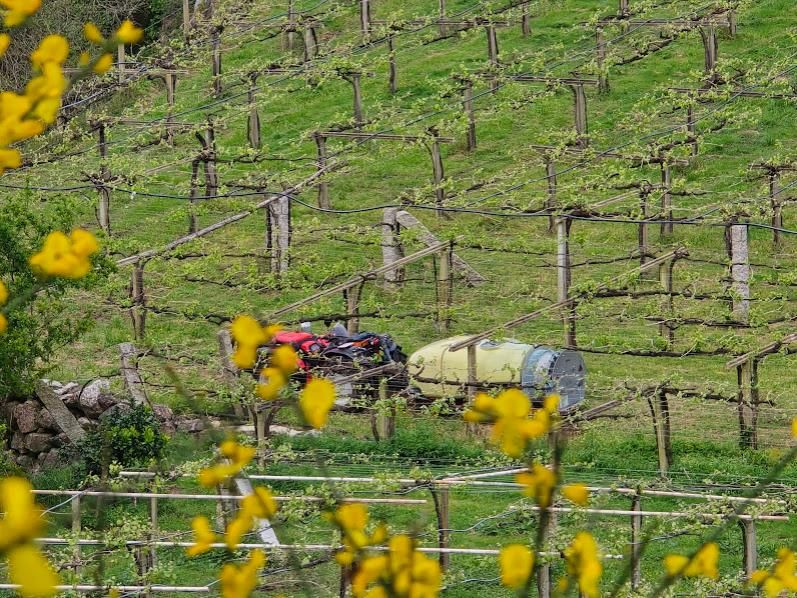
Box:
[226,486,280,548]
[93,52,113,74]
[0,34,10,57]
[270,344,298,374]
[664,542,719,580]
[186,516,216,557]
[83,22,104,44]
[0,0,41,27]
[562,483,590,506]
[351,534,441,598]
[0,280,7,305]
[115,20,144,44]
[7,544,59,597]
[231,315,270,368]
[29,229,98,279]
[30,35,68,69]
[326,503,386,566]
[500,544,534,590]
[220,550,265,598]
[750,548,797,597]
[516,463,557,508]
[299,377,336,428]
[256,367,287,401]
[561,532,602,598]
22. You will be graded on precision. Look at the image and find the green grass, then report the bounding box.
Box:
[4,0,797,593]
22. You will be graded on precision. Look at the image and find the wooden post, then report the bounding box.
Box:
[556,218,576,347]
[737,359,758,449]
[359,0,371,36]
[638,185,650,272]
[770,171,782,248]
[630,493,642,590]
[119,342,150,406]
[571,83,588,148]
[286,0,296,51]
[247,74,261,149]
[314,133,330,209]
[381,208,405,288]
[182,0,191,39]
[430,135,446,217]
[700,25,718,84]
[727,9,737,37]
[97,122,111,235]
[149,496,158,569]
[269,194,292,274]
[345,283,364,335]
[521,3,531,36]
[164,72,177,145]
[436,242,453,334]
[373,377,396,441]
[117,44,125,84]
[537,561,551,598]
[660,162,673,236]
[619,0,629,16]
[303,22,319,61]
[218,329,246,419]
[596,27,608,94]
[437,0,446,35]
[72,496,81,574]
[431,486,451,571]
[388,36,397,94]
[730,223,750,324]
[739,519,757,578]
[188,158,200,234]
[203,120,218,199]
[350,73,364,128]
[462,79,476,152]
[659,259,675,349]
[545,156,556,232]
[648,389,671,476]
[130,261,146,339]
[211,26,222,97]
[687,105,698,156]
[486,25,499,92]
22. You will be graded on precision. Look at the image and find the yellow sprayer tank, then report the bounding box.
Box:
[408,336,586,412]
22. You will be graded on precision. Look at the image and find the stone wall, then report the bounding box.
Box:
[2,379,176,470]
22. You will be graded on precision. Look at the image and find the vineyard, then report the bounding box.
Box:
[3,0,797,595]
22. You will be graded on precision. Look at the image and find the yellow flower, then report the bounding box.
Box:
[231,315,268,368]
[0,314,7,333]
[93,52,113,74]
[7,544,59,597]
[198,462,238,488]
[562,532,602,598]
[78,51,90,67]
[29,229,98,279]
[463,389,552,457]
[83,22,104,44]
[115,19,144,44]
[500,544,534,590]
[350,534,440,598]
[225,512,252,550]
[186,516,216,557]
[562,483,589,506]
[0,280,7,305]
[30,35,69,69]
[219,439,256,468]
[326,503,387,566]
[664,542,719,580]
[0,147,21,173]
[0,34,10,57]
[750,548,797,597]
[299,377,336,429]
[241,487,278,520]
[270,344,298,374]
[220,550,265,598]
[791,417,797,439]
[0,477,44,548]
[256,367,287,400]
[516,463,557,509]
[0,0,41,27]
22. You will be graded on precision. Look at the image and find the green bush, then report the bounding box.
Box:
[72,403,169,475]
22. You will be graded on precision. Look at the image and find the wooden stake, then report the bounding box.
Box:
[388,36,397,94]
[217,329,245,419]
[314,133,330,209]
[97,122,111,235]
[130,261,146,339]
[596,27,608,94]
[117,44,125,84]
[571,83,588,147]
[350,72,364,128]
[486,25,499,92]
[359,0,371,36]
[619,0,629,16]
[687,105,698,156]
[303,22,319,61]
[700,25,718,85]
[202,120,218,199]
[545,156,556,232]
[556,218,576,347]
[770,172,782,248]
[164,72,177,145]
[72,496,81,574]
[346,282,364,335]
[521,3,531,36]
[537,561,551,598]
[431,486,451,570]
[463,79,476,151]
[737,359,758,449]
[437,0,446,35]
[182,0,191,39]
[730,223,750,324]
[660,163,673,236]
[648,389,671,476]
[211,27,222,97]
[188,158,200,234]
[149,496,159,569]
[739,519,757,578]
[430,135,446,217]
[269,193,292,274]
[119,342,150,406]
[630,493,642,590]
[659,259,675,349]
[247,74,261,149]
[286,0,296,51]
[638,186,650,272]
[381,208,405,288]
[436,242,453,333]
